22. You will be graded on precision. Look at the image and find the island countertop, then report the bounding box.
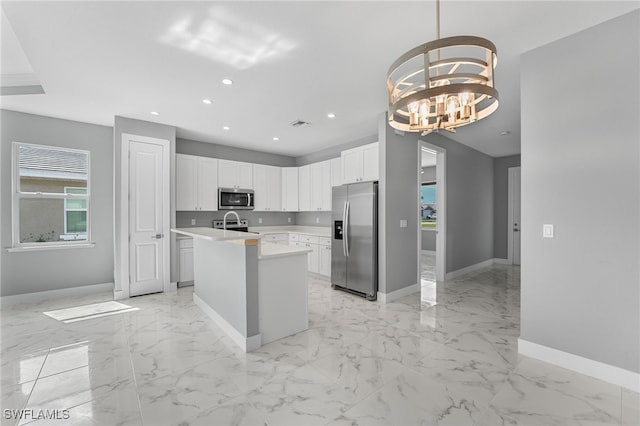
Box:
[247,225,331,237]
[171,227,262,242]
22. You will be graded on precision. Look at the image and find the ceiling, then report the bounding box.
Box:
[2,1,637,158]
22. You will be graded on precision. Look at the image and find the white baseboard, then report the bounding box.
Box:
[1,282,113,306]
[445,258,495,280]
[519,339,640,392]
[421,250,436,256]
[193,293,261,352]
[378,283,420,304]
[493,258,511,265]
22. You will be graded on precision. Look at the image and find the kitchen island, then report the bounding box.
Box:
[171,227,312,351]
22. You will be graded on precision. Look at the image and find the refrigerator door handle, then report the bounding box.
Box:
[344,201,350,257]
[342,201,348,256]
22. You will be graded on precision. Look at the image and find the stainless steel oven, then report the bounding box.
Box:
[218,188,254,210]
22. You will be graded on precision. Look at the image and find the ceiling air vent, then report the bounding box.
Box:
[289,119,310,128]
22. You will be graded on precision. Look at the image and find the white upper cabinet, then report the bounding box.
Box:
[253,164,281,211]
[176,154,218,211]
[330,157,342,187]
[341,142,379,184]
[218,159,253,189]
[298,165,311,211]
[306,160,331,211]
[281,167,299,212]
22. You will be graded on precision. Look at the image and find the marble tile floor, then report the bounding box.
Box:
[1,254,638,426]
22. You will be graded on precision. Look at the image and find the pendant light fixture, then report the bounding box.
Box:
[387,0,499,134]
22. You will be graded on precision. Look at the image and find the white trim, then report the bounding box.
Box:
[494,258,510,265]
[507,166,521,265]
[194,293,261,352]
[518,339,640,392]
[7,243,95,252]
[377,283,420,304]
[421,249,436,256]
[445,258,495,280]
[0,282,113,306]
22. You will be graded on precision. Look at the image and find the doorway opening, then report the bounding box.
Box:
[417,140,446,304]
[508,166,521,265]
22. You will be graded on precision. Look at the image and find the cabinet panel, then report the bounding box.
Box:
[320,160,332,211]
[267,166,282,211]
[281,167,299,211]
[237,162,254,189]
[176,154,197,211]
[298,165,311,211]
[197,157,218,210]
[319,244,331,277]
[341,149,362,184]
[253,164,269,211]
[361,143,379,182]
[218,160,238,188]
[179,247,194,282]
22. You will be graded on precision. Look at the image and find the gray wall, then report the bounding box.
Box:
[378,114,420,294]
[493,155,521,259]
[1,110,114,297]
[177,211,296,228]
[520,10,639,373]
[178,138,296,167]
[114,116,177,285]
[296,212,331,227]
[422,133,495,273]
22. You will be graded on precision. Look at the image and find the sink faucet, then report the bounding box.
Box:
[222,211,240,230]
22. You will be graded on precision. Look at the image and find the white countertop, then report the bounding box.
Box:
[259,242,313,259]
[171,227,262,241]
[248,225,331,238]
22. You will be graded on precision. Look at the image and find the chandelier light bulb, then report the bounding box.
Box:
[446,95,460,122]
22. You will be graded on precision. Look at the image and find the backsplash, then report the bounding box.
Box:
[176,211,296,228]
[176,211,332,228]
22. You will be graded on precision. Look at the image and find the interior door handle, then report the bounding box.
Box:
[152,234,164,239]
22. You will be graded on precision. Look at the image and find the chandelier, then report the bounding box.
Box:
[387,0,499,134]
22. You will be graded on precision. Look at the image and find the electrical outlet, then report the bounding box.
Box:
[316,217,320,223]
[288,217,292,223]
[191,219,196,225]
[543,224,554,238]
[258,218,263,224]
[400,219,408,228]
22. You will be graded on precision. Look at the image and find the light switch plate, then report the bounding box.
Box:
[543,224,554,238]
[400,220,408,228]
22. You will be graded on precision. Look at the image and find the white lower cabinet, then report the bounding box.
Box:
[178,238,194,283]
[286,233,330,277]
[318,237,331,277]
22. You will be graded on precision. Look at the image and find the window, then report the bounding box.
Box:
[13,142,90,247]
[421,181,437,229]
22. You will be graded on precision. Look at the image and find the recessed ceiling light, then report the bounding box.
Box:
[202,99,212,104]
[223,126,230,130]
[500,130,511,136]
[273,137,279,141]
[150,111,159,116]
[327,113,336,118]
[222,79,233,85]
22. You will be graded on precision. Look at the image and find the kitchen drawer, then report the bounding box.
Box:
[289,234,299,242]
[298,234,319,244]
[264,233,288,242]
[179,238,194,249]
[319,237,331,246]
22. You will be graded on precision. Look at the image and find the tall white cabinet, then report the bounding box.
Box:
[299,160,331,211]
[218,160,253,189]
[176,154,218,211]
[281,167,299,212]
[253,164,282,211]
[341,142,379,184]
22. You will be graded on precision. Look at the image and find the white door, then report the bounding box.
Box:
[129,141,167,296]
[508,167,521,265]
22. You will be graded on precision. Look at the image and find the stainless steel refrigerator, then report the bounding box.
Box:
[331,182,378,301]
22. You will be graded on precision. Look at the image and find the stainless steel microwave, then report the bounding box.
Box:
[218,187,254,210]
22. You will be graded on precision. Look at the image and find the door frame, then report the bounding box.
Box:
[507,166,521,265]
[115,133,170,299]
[417,140,447,282]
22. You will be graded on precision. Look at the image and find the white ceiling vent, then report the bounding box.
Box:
[289,119,310,128]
